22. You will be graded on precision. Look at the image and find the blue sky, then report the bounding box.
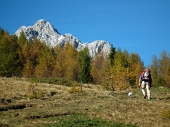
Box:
[0,0,170,66]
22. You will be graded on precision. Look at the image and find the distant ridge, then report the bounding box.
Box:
[15,19,111,57]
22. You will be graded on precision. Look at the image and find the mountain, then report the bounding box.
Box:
[15,19,111,57]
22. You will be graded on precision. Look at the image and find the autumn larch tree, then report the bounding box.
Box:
[35,43,55,77]
[63,43,80,81]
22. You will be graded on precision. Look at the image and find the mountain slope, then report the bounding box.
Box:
[1,77,170,127]
[15,19,111,57]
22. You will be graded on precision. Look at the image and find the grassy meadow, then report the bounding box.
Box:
[0,77,170,127]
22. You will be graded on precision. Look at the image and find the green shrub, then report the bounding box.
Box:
[68,85,82,94]
[26,83,43,99]
[101,82,115,91]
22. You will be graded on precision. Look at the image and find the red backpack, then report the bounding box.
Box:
[142,69,150,81]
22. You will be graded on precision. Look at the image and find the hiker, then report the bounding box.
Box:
[139,69,152,100]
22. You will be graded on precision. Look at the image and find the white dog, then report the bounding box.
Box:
[128,92,133,97]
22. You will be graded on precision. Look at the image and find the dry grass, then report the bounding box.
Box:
[0,77,170,127]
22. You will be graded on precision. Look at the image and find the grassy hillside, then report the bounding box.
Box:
[0,77,170,127]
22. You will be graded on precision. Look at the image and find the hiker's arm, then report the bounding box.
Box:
[139,78,141,87]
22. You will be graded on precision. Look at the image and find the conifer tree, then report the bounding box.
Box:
[109,45,116,66]
[122,50,129,68]
[22,60,34,77]
[78,47,92,83]
[0,31,21,76]
[109,64,130,90]
[21,40,31,64]
[114,48,129,68]
[150,55,160,86]
[35,43,55,77]
[30,38,43,66]
[52,45,65,78]
[63,43,80,81]
[114,48,123,66]
[128,53,144,85]
[17,31,27,47]
[91,52,105,84]
[159,51,170,87]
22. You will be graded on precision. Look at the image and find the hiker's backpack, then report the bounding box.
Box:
[142,70,150,81]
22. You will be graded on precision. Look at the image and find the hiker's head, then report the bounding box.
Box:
[144,69,149,71]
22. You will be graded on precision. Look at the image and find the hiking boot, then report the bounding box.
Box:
[143,95,147,99]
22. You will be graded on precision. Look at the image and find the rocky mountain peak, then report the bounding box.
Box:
[15,19,111,57]
[33,19,59,34]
